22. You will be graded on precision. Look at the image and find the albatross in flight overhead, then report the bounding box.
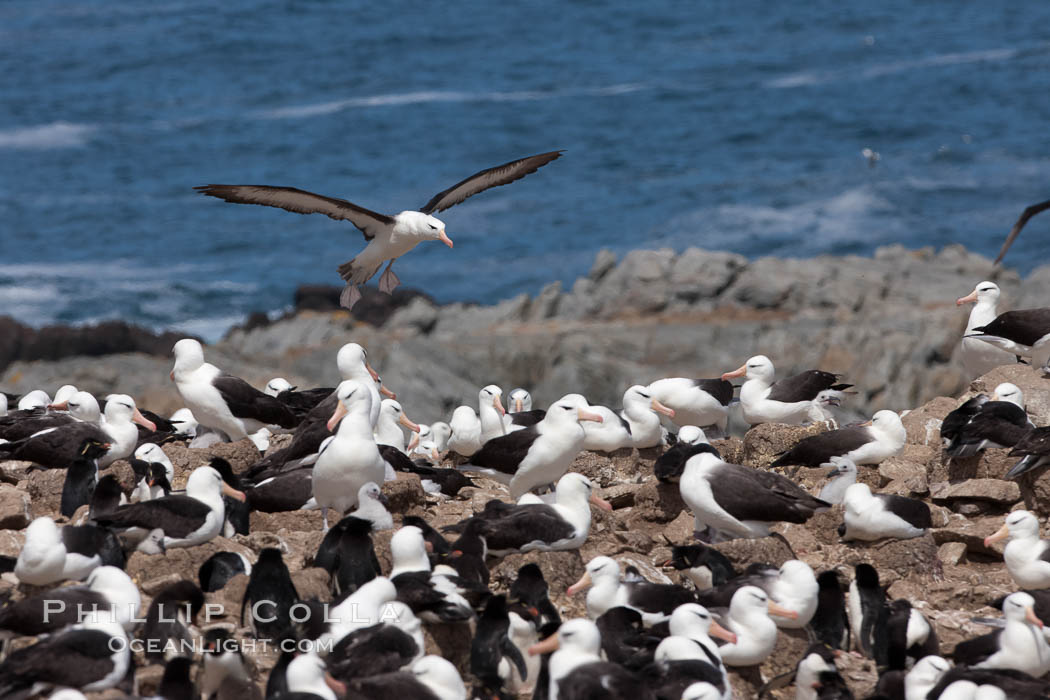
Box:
[195,150,564,308]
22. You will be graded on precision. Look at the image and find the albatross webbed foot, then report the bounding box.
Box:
[377,261,401,294]
[339,284,362,310]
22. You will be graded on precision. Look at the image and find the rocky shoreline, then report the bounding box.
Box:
[1,244,1049,697]
[2,243,1045,427]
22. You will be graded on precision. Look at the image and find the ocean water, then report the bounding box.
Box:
[1,1,1048,341]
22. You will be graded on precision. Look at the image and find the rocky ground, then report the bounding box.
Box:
[3,244,1050,432]
[0,357,1048,698]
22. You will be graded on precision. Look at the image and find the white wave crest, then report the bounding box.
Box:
[766,46,1020,89]
[260,83,647,120]
[0,121,96,149]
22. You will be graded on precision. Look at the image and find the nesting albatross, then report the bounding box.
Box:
[195,151,563,308]
[679,444,828,540]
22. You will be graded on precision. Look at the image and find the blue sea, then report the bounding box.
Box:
[2,1,1048,341]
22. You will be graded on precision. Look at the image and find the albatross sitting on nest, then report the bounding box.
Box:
[195,151,563,309]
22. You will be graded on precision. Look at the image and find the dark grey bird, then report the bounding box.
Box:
[240,548,299,642]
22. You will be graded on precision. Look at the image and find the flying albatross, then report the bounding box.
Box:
[195,151,564,308]
[993,198,1050,264]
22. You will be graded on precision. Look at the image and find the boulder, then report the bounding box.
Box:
[0,483,31,530]
[742,422,829,467]
[931,479,1021,514]
[630,481,686,523]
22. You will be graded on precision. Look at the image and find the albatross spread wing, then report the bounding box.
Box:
[194,185,395,240]
[419,151,564,215]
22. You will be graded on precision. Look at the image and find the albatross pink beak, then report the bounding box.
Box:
[528,633,560,656]
[567,570,592,596]
[132,408,157,432]
[984,523,1010,547]
[399,413,421,433]
[577,409,604,423]
[1027,607,1044,628]
[709,620,737,644]
[589,492,613,511]
[324,673,347,697]
[651,399,675,418]
[169,370,175,382]
[327,402,349,432]
[494,395,506,416]
[768,601,799,620]
[48,401,69,411]
[439,230,454,248]
[379,384,397,400]
[957,291,979,306]
[721,365,747,381]
[366,363,381,383]
[221,481,247,502]
[514,398,524,413]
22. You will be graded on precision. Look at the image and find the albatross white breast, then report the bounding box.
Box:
[170,338,297,441]
[957,281,1015,378]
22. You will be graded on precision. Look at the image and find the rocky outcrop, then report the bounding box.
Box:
[1,244,1044,433]
[0,316,192,375]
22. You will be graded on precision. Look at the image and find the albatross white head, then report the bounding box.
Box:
[722,355,776,385]
[326,379,375,433]
[992,382,1025,408]
[397,211,453,248]
[957,281,1000,308]
[170,338,206,381]
[409,656,466,700]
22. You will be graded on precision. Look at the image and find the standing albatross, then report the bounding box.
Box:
[195,151,564,308]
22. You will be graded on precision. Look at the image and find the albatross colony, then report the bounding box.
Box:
[5,259,1050,699]
[195,150,563,309]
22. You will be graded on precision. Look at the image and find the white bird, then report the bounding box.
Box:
[132,443,175,501]
[904,656,952,700]
[374,399,420,451]
[170,338,297,441]
[263,377,294,397]
[95,465,245,550]
[285,652,339,700]
[679,445,828,540]
[349,482,393,531]
[317,576,398,648]
[646,377,734,438]
[508,388,533,413]
[621,385,676,449]
[657,603,735,695]
[18,390,51,411]
[984,510,1050,588]
[766,560,819,628]
[961,592,1050,677]
[957,282,1014,378]
[14,517,119,585]
[818,456,858,505]
[529,618,602,700]
[447,406,482,457]
[169,407,198,437]
[195,151,563,308]
[478,385,517,442]
[718,586,796,666]
[840,483,931,541]
[464,398,603,500]
[312,380,386,530]
[722,355,850,426]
